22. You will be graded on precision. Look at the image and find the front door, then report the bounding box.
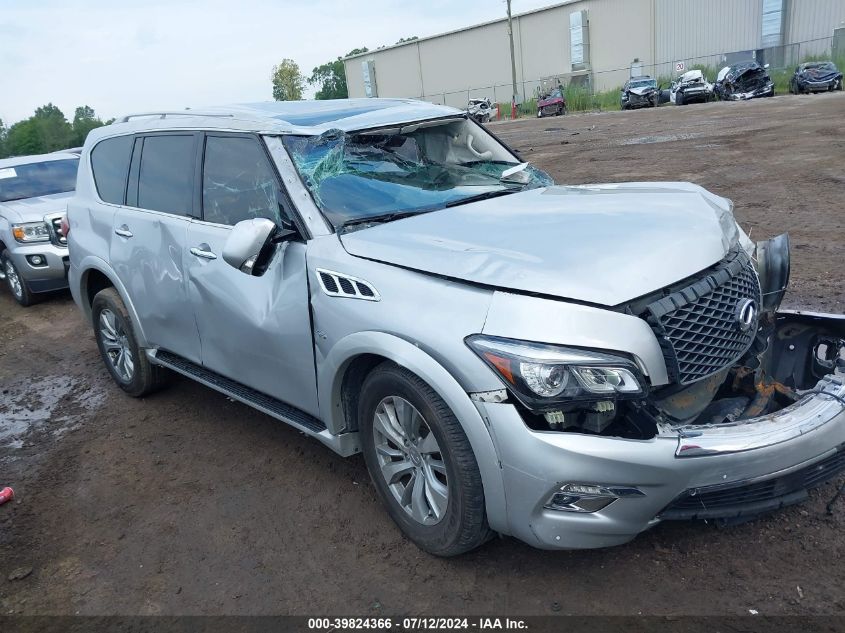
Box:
[184,133,319,416]
[110,133,202,363]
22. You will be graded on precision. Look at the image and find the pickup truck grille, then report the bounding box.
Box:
[644,251,761,385]
[46,214,67,247]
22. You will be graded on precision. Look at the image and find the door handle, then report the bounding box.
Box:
[190,247,217,260]
[114,227,133,238]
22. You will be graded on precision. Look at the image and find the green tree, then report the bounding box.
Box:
[72,105,104,146]
[310,59,347,100]
[32,103,73,152]
[5,119,44,156]
[270,59,304,101]
[395,36,418,44]
[0,119,7,158]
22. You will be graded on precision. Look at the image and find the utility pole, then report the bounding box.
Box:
[506,0,518,117]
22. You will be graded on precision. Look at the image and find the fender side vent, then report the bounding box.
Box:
[316,269,380,301]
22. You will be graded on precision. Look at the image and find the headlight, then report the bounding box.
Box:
[12,222,51,243]
[465,335,645,411]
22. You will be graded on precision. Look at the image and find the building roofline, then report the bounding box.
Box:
[342,0,582,61]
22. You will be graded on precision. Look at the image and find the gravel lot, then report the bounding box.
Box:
[1,93,844,616]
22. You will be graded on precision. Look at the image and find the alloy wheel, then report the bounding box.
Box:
[372,396,449,525]
[5,259,23,300]
[98,308,135,382]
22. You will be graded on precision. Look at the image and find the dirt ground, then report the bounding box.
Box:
[1,93,844,617]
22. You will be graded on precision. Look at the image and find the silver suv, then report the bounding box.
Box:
[0,152,77,306]
[68,100,845,556]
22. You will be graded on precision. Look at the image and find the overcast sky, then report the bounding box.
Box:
[1,0,555,125]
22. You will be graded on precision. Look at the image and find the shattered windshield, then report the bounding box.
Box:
[802,62,835,71]
[282,118,553,230]
[627,79,656,89]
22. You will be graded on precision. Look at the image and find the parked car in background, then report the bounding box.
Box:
[0,152,77,306]
[537,88,566,117]
[714,61,775,100]
[789,61,843,93]
[620,76,658,109]
[669,69,713,105]
[68,100,845,556]
[466,98,497,123]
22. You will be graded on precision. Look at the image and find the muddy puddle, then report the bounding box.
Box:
[622,132,704,145]
[0,375,106,450]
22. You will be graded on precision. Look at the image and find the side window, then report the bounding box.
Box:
[137,135,195,216]
[202,135,282,226]
[91,136,133,204]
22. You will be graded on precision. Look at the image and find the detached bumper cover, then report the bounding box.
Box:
[477,375,845,549]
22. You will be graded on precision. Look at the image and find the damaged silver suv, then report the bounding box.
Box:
[68,100,845,556]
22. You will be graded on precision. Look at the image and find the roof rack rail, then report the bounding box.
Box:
[115,111,235,123]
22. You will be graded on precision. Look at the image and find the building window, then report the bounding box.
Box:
[761,0,784,48]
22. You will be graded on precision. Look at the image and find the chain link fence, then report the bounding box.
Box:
[420,36,836,115]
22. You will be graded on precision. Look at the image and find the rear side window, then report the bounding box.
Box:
[202,135,282,226]
[91,136,133,204]
[138,135,195,215]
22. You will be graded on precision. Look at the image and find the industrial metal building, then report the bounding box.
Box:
[343,0,845,107]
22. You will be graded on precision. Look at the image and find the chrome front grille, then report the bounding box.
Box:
[46,214,67,247]
[645,251,761,385]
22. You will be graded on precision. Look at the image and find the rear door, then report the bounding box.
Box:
[184,132,318,415]
[110,133,202,362]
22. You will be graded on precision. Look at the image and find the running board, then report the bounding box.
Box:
[149,349,361,456]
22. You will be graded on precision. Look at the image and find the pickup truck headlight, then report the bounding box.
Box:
[466,335,645,411]
[12,222,51,243]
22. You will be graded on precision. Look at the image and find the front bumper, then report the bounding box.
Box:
[623,93,656,108]
[477,375,845,549]
[729,83,775,100]
[800,79,837,92]
[680,88,709,101]
[4,242,69,292]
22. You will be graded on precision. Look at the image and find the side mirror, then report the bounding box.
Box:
[222,218,276,274]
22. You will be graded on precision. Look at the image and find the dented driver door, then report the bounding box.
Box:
[183,133,319,417]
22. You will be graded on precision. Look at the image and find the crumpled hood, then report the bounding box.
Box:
[0,192,73,223]
[798,68,840,82]
[340,182,739,306]
[628,86,655,96]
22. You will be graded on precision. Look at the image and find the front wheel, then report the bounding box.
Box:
[2,253,35,307]
[360,362,491,556]
[92,287,168,397]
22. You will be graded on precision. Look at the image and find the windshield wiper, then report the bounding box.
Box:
[444,187,521,208]
[339,210,428,232]
[339,188,523,233]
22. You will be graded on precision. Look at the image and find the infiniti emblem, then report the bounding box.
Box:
[736,298,758,332]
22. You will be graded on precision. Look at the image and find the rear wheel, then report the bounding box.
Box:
[92,287,167,397]
[360,362,491,556]
[1,253,35,307]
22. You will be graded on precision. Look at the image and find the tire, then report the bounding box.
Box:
[91,287,167,397]
[837,79,843,91]
[676,91,685,106]
[536,108,543,118]
[2,252,35,307]
[359,362,492,557]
